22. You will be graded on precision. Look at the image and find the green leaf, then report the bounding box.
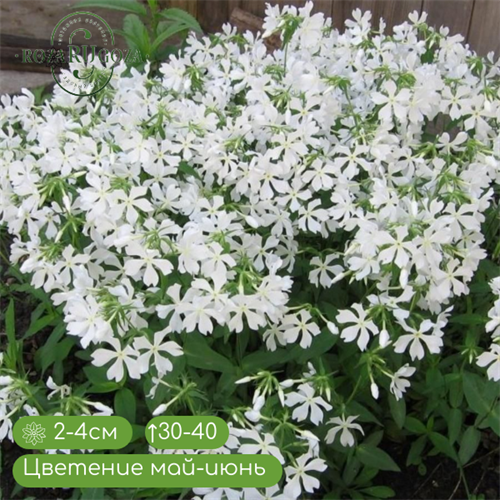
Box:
[35,323,66,372]
[84,365,112,385]
[320,302,338,321]
[84,365,121,392]
[156,44,179,61]
[463,371,494,416]
[54,338,76,363]
[5,299,19,368]
[114,388,136,423]
[215,370,240,398]
[469,282,493,294]
[178,161,201,180]
[342,455,362,486]
[449,314,487,325]
[75,350,92,361]
[87,382,121,394]
[7,267,51,305]
[360,486,395,498]
[151,22,190,52]
[425,367,445,395]
[362,430,384,447]
[356,444,400,472]
[241,349,288,371]
[448,408,462,444]
[404,416,427,434]
[323,491,341,500]
[448,376,463,408]
[429,432,457,461]
[486,403,500,436]
[81,488,105,500]
[406,435,426,466]
[183,334,234,373]
[10,484,24,498]
[69,489,82,500]
[347,402,381,425]
[28,302,48,325]
[353,464,378,486]
[389,395,406,429]
[120,14,151,57]
[23,313,57,339]
[287,328,337,363]
[131,424,145,442]
[159,8,202,33]
[74,0,147,16]
[458,427,481,464]
[348,491,364,500]
[478,258,500,280]
[133,489,184,498]
[5,299,15,344]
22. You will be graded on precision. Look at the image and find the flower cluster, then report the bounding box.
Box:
[1,1,500,498]
[150,418,328,499]
[477,277,500,381]
[0,361,111,444]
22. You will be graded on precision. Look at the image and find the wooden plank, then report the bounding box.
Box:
[229,7,281,48]
[159,0,198,18]
[312,0,335,18]
[229,7,265,33]
[372,0,423,33]
[0,0,145,48]
[1,34,54,49]
[422,0,474,37]
[226,0,243,26]
[197,0,230,33]
[237,0,331,18]
[0,70,54,95]
[242,0,268,18]
[0,34,105,72]
[1,46,53,72]
[280,0,333,17]
[332,1,366,30]
[237,0,334,21]
[332,0,423,32]
[467,0,500,56]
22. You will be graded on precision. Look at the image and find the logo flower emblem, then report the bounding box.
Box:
[22,422,46,445]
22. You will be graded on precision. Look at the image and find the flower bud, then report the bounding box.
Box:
[379,329,390,347]
[327,321,339,334]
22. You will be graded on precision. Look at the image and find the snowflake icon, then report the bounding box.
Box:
[22,422,46,445]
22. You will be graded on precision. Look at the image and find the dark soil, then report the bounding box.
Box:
[378,436,500,500]
[1,442,73,500]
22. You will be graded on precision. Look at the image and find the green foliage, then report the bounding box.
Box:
[183,333,235,373]
[114,388,137,424]
[356,444,401,472]
[74,0,147,16]
[4,299,20,370]
[80,488,106,500]
[1,6,499,500]
[1,196,499,499]
[74,0,202,67]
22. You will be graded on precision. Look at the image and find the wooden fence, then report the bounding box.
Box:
[174,0,500,56]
